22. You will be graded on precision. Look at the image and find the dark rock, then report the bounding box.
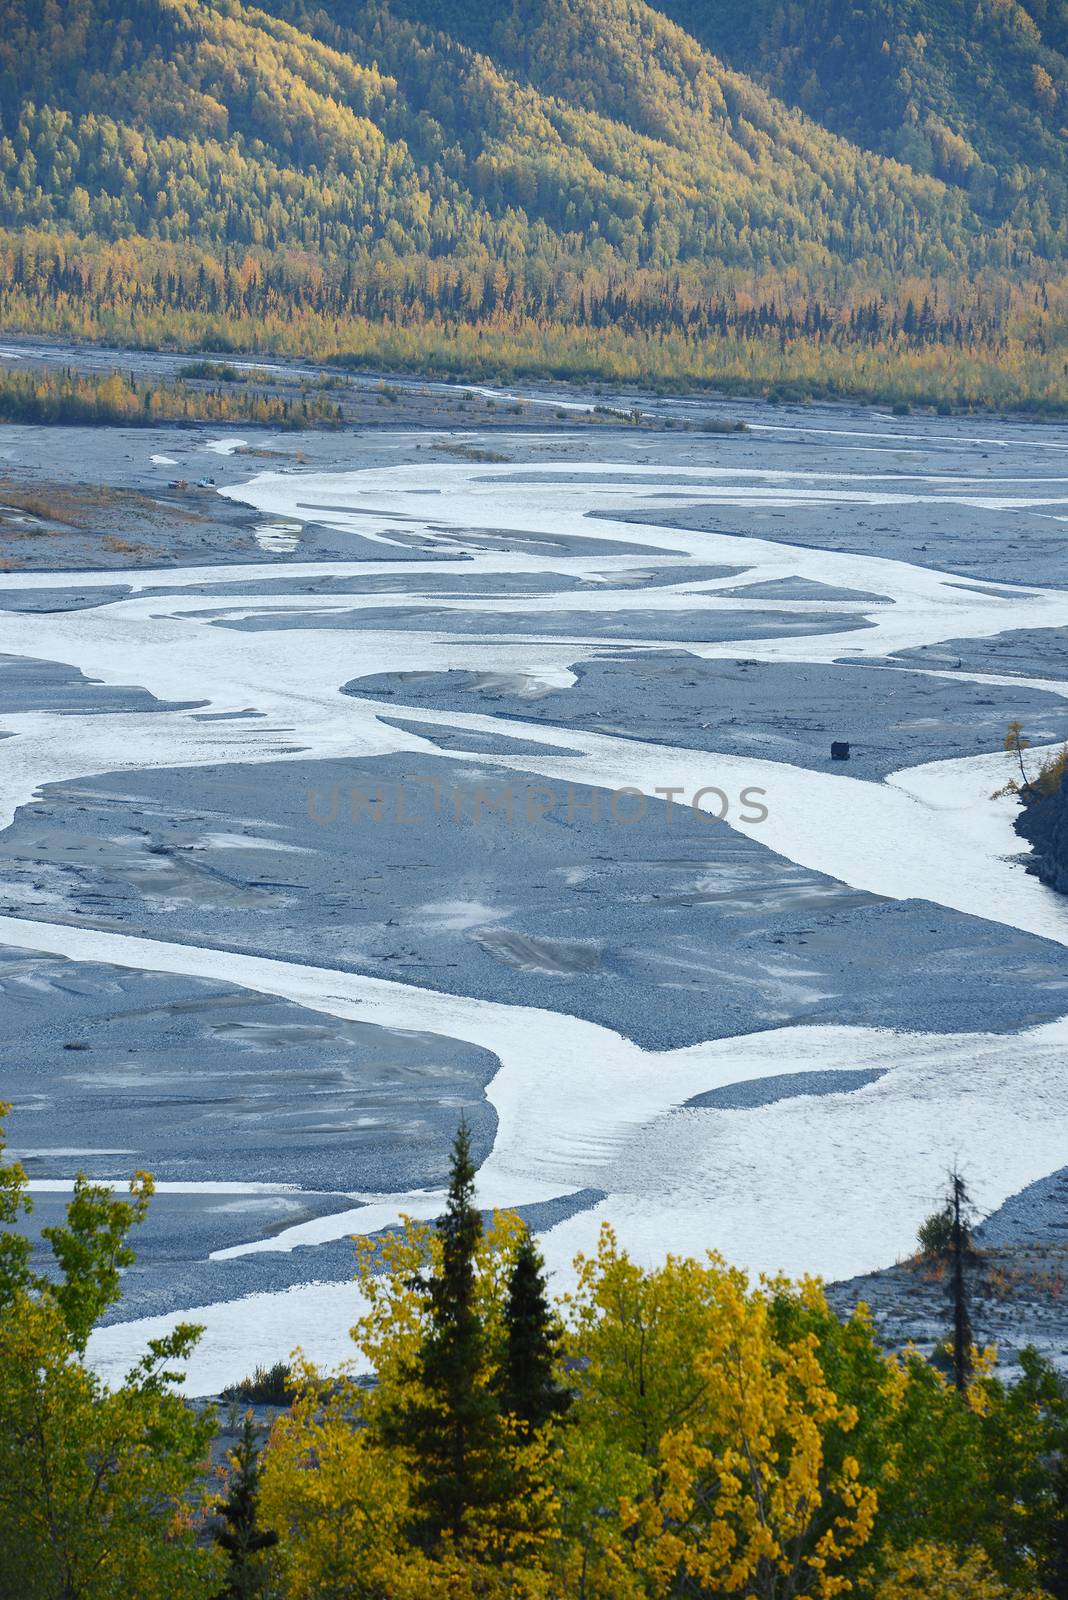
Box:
[831,741,850,760]
[1014,770,1068,894]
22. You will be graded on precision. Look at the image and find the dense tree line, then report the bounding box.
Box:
[0,362,344,426]
[4,1111,1068,1600]
[1,235,1044,349]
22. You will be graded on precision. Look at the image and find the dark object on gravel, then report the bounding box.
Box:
[831,741,851,760]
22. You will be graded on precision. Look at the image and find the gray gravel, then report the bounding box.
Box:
[0,652,201,715]
[687,1068,886,1109]
[3,756,1067,1056]
[350,654,1068,780]
[4,354,1068,1353]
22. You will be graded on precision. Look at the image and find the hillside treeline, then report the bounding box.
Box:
[661,0,1068,224]
[2,0,1068,404]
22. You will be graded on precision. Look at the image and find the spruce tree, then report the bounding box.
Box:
[213,1410,278,1600]
[1048,1451,1068,1600]
[500,1227,569,1433]
[386,1118,510,1552]
[949,1170,974,1395]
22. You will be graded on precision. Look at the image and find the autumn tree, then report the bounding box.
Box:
[260,1357,423,1600]
[1005,719,1033,790]
[260,1195,1068,1599]
[870,1539,1050,1600]
[263,1142,554,1595]
[2,0,1068,413]
[551,1226,885,1599]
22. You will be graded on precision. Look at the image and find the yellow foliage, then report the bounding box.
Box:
[0,1291,219,1599]
[3,0,1068,410]
[254,1221,1062,1600]
[260,1376,430,1600]
[262,1212,556,1597]
[351,1208,527,1405]
[1034,64,1058,112]
[262,1379,555,1597]
[869,1540,1052,1600]
[554,1226,881,1600]
[1035,743,1068,796]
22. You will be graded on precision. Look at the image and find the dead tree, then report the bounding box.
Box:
[949,1169,974,1394]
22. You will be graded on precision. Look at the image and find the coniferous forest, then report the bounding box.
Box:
[2,0,1068,406]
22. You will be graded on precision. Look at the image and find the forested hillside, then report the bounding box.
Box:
[1,0,1067,406]
[663,0,1068,226]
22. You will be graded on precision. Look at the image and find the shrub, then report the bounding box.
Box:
[918,1207,956,1256]
[1033,743,1068,797]
[177,361,243,382]
[221,1361,292,1406]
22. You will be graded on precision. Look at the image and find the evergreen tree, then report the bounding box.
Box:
[212,1410,278,1600]
[500,1226,569,1433]
[1048,1451,1068,1600]
[384,1118,510,1553]
[950,1169,974,1395]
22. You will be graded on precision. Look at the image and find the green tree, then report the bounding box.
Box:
[381,1118,513,1553]
[213,1411,279,1600]
[0,1097,32,1301]
[0,1105,219,1600]
[950,1170,976,1394]
[500,1225,569,1434]
[1048,1449,1068,1600]
[917,1206,955,1258]
[979,1347,1068,1594]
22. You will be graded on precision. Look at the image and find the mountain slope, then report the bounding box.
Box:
[0,0,997,276]
[660,0,1068,227]
[0,0,1066,406]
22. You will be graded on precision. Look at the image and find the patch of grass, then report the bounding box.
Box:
[697,417,748,433]
[0,491,74,524]
[431,441,510,462]
[101,533,148,556]
[0,480,195,531]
